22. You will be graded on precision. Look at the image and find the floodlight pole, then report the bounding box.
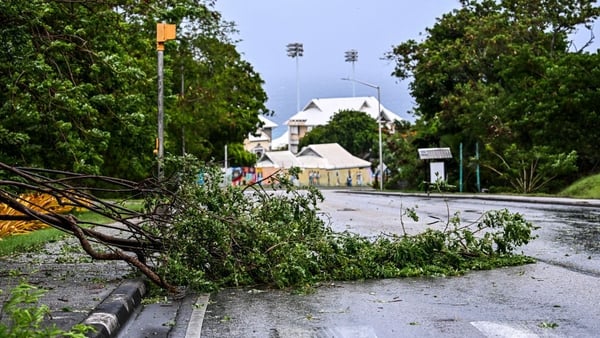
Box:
[344,49,358,97]
[341,77,384,191]
[286,42,304,113]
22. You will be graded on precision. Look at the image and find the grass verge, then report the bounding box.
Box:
[559,174,600,199]
[0,227,65,257]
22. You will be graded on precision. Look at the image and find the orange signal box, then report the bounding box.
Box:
[156,23,176,51]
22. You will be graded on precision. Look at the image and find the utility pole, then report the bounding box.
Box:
[341,77,384,191]
[156,23,176,179]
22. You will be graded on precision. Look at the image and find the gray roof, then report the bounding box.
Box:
[418,147,453,160]
[258,115,277,129]
[296,143,371,169]
[256,151,301,168]
[257,143,372,170]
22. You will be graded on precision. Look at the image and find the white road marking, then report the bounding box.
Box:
[185,293,210,338]
[471,321,539,338]
[274,325,378,337]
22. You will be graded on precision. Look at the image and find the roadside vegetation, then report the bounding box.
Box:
[0,0,268,180]
[559,173,600,199]
[0,157,539,292]
[0,228,65,258]
[380,0,600,193]
[0,281,94,338]
[3,171,595,261]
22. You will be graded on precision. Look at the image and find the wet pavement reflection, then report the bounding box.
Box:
[554,209,600,253]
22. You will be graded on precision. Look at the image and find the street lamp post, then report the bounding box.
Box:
[286,42,304,113]
[341,78,384,191]
[156,23,176,179]
[344,50,358,97]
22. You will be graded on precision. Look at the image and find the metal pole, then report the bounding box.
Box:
[340,77,383,191]
[377,87,383,191]
[224,144,229,186]
[157,50,164,179]
[352,62,356,97]
[459,142,463,192]
[156,23,175,179]
[181,63,185,155]
[476,142,481,192]
[295,55,300,112]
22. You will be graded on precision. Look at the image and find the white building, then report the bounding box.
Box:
[285,96,402,153]
[243,115,278,157]
[255,143,373,187]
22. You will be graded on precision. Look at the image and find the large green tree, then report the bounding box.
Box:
[387,0,600,191]
[0,0,144,175]
[299,110,378,159]
[0,0,267,179]
[167,36,268,164]
[382,120,425,189]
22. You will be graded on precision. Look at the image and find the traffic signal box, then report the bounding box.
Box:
[156,23,176,51]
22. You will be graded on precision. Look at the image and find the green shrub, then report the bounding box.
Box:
[0,282,94,338]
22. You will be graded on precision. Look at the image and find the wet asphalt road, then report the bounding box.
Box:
[200,262,599,337]
[317,191,600,276]
[123,191,600,337]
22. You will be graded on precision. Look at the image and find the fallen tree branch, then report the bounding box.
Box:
[0,162,179,291]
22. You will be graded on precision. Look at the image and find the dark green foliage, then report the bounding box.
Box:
[384,122,424,189]
[0,0,267,179]
[299,110,378,159]
[483,144,579,193]
[150,157,537,291]
[386,0,600,191]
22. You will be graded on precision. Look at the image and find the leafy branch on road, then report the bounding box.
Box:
[0,157,538,292]
[153,157,538,291]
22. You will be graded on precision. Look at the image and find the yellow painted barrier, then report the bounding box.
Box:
[0,193,86,238]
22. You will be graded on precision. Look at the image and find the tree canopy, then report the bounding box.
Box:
[386,0,600,191]
[299,110,378,159]
[0,0,267,180]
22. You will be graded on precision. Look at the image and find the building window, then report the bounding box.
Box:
[290,126,299,135]
[253,144,264,158]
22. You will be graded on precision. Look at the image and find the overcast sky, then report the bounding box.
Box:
[214,1,598,137]
[214,1,461,135]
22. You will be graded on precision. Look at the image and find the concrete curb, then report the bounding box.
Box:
[82,278,147,338]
